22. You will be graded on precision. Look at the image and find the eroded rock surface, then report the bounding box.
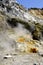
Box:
[0,0,43,65]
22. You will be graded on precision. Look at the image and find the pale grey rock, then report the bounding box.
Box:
[0,0,43,24]
[0,0,43,65]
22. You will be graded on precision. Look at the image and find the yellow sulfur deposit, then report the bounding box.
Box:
[17,38,39,53]
[17,37,25,42]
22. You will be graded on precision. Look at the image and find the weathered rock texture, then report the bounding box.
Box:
[0,0,43,65]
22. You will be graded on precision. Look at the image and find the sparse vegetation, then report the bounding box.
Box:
[32,23,42,40]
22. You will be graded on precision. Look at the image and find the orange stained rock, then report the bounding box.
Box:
[17,37,25,42]
[30,48,38,53]
[26,40,35,45]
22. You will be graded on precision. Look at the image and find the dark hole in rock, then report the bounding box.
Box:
[7,18,18,28]
[3,57,7,59]
[33,63,36,65]
[41,31,43,37]
[41,25,43,37]
[41,54,43,57]
[6,6,12,12]
[5,1,9,4]
[1,4,5,8]
[32,35,40,40]
[32,30,41,40]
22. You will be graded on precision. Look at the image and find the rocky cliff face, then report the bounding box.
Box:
[28,8,43,19]
[0,0,43,23]
[0,0,43,65]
